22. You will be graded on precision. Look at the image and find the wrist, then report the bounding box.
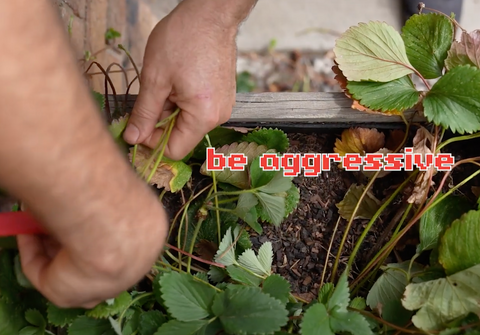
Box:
[179,0,256,31]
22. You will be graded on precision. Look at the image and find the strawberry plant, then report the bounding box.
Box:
[2,3,480,334]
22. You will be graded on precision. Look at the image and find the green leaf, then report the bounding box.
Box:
[439,210,480,275]
[349,297,367,310]
[418,194,472,253]
[327,270,350,313]
[121,308,141,335]
[381,299,413,327]
[208,266,227,284]
[153,320,209,335]
[226,265,262,286]
[105,28,121,41]
[0,298,27,334]
[68,316,115,335]
[214,227,238,267]
[318,283,335,304]
[423,65,480,134]
[242,128,289,152]
[14,254,34,289]
[233,193,262,233]
[160,272,217,322]
[249,156,277,189]
[92,91,105,111]
[401,13,454,79]
[300,303,333,335]
[330,309,373,335]
[402,264,480,331]
[25,309,46,328]
[211,286,288,334]
[19,326,43,335]
[334,21,414,82]
[238,249,269,276]
[258,242,274,274]
[366,261,424,312]
[259,172,293,194]
[445,30,480,70]
[200,142,270,189]
[346,75,420,112]
[262,274,291,305]
[138,310,166,335]
[336,184,382,221]
[85,291,131,319]
[236,71,256,93]
[285,184,300,217]
[255,192,285,226]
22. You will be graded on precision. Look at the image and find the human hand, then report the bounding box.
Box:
[15,173,168,309]
[123,0,245,160]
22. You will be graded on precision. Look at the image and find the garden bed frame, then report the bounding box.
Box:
[107,92,426,129]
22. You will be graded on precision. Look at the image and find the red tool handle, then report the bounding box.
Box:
[0,212,47,236]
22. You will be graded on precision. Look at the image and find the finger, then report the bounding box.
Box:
[164,101,232,161]
[17,234,50,291]
[124,77,172,145]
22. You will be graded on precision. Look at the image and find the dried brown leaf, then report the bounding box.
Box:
[195,239,218,262]
[446,30,480,70]
[407,127,436,205]
[336,184,382,220]
[385,130,406,151]
[334,128,385,156]
[471,186,480,198]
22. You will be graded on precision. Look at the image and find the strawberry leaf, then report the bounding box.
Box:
[402,13,454,79]
[334,21,414,82]
[85,291,131,319]
[346,75,420,112]
[423,65,480,134]
[242,128,289,152]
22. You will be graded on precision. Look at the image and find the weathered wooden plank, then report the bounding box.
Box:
[107,92,425,128]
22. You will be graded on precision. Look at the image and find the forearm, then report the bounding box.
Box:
[0,1,150,244]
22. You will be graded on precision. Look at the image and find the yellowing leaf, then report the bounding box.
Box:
[446,30,480,70]
[336,184,382,221]
[402,264,480,331]
[334,128,385,156]
[334,21,414,82]
[129,145,192,192]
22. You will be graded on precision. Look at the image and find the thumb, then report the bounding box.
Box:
[124,80,171,145]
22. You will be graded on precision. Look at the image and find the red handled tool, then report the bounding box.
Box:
[0,212,47,236]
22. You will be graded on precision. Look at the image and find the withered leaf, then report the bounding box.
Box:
[200,142,271,189]
[446,30,480,70]
[195,240,218,262]
[129,145,192,192]
[361,148,393,179]
[336,184,382,220]
[385,129,406,151]
[407,127,436,205]
[334,128,385,156]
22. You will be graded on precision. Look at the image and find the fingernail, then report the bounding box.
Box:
[124,124,140,143]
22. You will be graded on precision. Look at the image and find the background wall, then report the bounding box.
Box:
[54,0,480,93]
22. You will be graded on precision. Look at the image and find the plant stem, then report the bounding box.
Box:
[131,144,138,167]
[320,215,341,288]
[352,158,480,286]
[331,170,381,282]
[436,131,480,153]
[347,171,416,273]
[146,116,176,183]
[118,44,141,82]
[166,243,226,268]
[118,292,153,327]
[187,217,205,273]
[205,134,222,244]
[155,109,180,128]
